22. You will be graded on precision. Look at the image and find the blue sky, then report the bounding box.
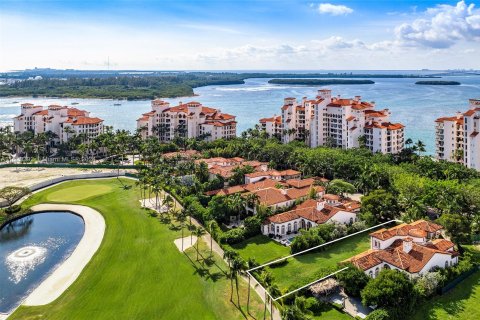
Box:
[0,0,479,70]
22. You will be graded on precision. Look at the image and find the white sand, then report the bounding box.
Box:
[0,167,94,189]
[22,204,105,306]
[174,236,197,252]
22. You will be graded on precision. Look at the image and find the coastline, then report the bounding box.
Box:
[1,204,105,319]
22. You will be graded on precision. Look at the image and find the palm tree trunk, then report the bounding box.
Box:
[263,292,267,320]
[181,226,184,252]
[235,276,240,308]
[247,275,251,314]
[230,276,234,302]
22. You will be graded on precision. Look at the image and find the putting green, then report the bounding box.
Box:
[46,185,113,202]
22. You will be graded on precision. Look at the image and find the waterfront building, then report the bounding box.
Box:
[347,220,458,278]
[259,89,405,154]
[195,157,269,180]
[435,98,480,170]
[137,100,236,142]
[13,103,104,143]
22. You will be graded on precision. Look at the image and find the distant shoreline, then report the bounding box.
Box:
[268,79,375,85]
[415,80,461,85]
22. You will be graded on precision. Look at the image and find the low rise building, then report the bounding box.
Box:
[435,98,480,170]
[262,194,361,238]
[244,169,301,184]
[195,157,269,180]
[347,220,458,278]
[137,100,236,142]
[259,89,405,154]
[13,103,104,144]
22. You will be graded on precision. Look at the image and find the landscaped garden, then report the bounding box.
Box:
[409,245,480,320]
[10,178,266,320]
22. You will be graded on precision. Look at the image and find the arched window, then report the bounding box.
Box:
[375,267,379,277]
[281,225,285,235]
[287,224,291,232]
[294,222,298,231]
[349,217,353,224]
[384,264,390,270]
[369,271,373,278]
[307,222,312,229]
[445,261,449,268]
[276,226,279,234]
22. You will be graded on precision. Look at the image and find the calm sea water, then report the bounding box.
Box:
[0,212,84,314]
[1,73,479,154]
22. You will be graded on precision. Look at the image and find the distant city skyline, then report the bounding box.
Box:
[1,0,479,71]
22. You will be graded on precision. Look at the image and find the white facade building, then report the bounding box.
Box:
[348,220,459,278]
[259,89,404,154]
[137,100,236,142]
[261,194,361,238]
[435,99,480,170]
[13,103,104,144]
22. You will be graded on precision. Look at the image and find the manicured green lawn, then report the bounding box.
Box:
[410,245,480,320]
[230,234,290,264]
[233,232,370,292]
[11,179,265,320]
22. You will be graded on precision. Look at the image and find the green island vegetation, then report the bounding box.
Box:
[1,124,480,320]
[5,179,266,320]
[415,80,461,85]
[268,79,375,85]
[0,69,437,100]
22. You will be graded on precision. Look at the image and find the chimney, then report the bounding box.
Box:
[403,238,413,253]
[456,111,463,119]
[280,188,288,195]
[316,200,326,211]
[354,95,361,102]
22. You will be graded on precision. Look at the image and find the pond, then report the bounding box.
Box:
[0,211,84,314]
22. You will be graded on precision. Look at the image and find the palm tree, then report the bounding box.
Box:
[415,140,426,156]
[193,227,206,261]
[208,220,217,257]
[231,256,246,307]
[177,210,187,251]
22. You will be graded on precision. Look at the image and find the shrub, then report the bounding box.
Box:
[219,228,246,245]
[5,205,22,214]
[335,264,369,297]
[365,309,390,320]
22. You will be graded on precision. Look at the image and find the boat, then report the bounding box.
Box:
[12,101,19,103]
[71,102,79,105]
[113,103,121,106]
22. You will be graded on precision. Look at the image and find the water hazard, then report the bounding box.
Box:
[0,211,84,314]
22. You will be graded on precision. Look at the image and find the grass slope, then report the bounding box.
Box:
[231,235,290,264]
[11,179,264,319]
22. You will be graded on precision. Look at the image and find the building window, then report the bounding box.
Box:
[375,267,379,277]
[369,271,373,278]
[445,261,449,268]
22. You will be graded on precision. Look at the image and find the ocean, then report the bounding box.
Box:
[1,73,480,155]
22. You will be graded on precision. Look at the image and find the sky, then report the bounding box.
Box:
[0,0,479,71]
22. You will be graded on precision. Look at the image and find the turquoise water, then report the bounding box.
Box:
[1,74,479,154]
[0,212,84,313]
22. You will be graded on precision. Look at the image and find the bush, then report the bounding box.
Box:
[219,228,246,245]
[365,309,390,320]
[5,205,22,215]
[335,264,369,297]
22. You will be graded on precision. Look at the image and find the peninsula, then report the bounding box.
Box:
[268,79,375,85]
[415,80,461,85]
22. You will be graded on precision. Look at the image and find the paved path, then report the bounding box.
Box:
[146,190,281,320]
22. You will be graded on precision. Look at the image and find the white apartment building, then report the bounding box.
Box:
[137,100,236,142]
[435,113,464,163]
[259,89,405,154]
[435,99,480,170]
[259,115,282,138]
[13,103,104,144]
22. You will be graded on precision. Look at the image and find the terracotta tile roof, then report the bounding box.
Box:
[264,196,360,225]
[243,179,285,192]
[205,185,247,196]
[253,188,290,206]
[206,112,236,121]
[70,117,103,125]
[33,110,48,116]
[370,220,443,240]
[365,121,404,130]
[464,108,480,116]
[428,239,455,251]
[348,238,458,273]
[137,115,149,122]
[67,108,88,117]
[162,150,199,159]
[259,115,282,124]
[323,194,340,201]
[435,116,464,125]
[285,178,316,189]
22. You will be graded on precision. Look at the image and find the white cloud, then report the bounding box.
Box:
[395,1,480,48]
[317,3,353,16]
